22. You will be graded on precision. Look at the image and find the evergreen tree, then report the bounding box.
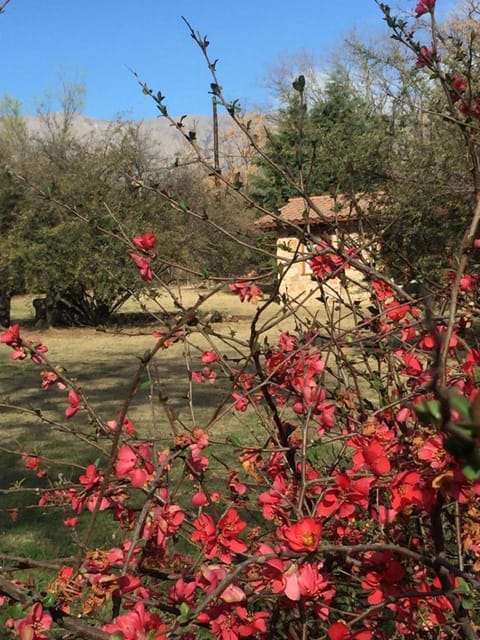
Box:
[252,68,390,210]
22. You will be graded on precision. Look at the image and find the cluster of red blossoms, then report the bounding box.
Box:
[415,0,435,18]
[129,231,157,282]
[4,181,480,640]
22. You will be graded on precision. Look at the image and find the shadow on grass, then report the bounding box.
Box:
[0,445,119,560]
[0,335,252,564]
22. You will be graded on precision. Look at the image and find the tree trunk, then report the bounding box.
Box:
[0,292,11,327]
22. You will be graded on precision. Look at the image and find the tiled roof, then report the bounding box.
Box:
[256,194,380,230]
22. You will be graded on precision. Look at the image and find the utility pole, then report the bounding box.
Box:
[212,95,221,187]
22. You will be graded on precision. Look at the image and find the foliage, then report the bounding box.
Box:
[3,2,480,640]
[252,67,390,210]
[0,101,259,325]
[341,11,478,281]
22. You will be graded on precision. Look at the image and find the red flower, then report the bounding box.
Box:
[309,241,345,279]
[102,602,166,639]
[351,438,391,476]
[64,516,79,528]
[201,350,218,364]
[390,470,427,512]
[0,323,20,345]
[235,606,269,636]
[229,281,263,303]
[329,621,372,640]
[280,517,322,552]
[145,503,185,547]
[415,0,435,17]
[416,46,434,68]
[15,603,53,640]
[371,279,393,301]
[451,75,467,102]
[133,231,156,251]
[384,300,411,322]
[65,389,81,418]
[129,252,153,282]
[79,464,102,490]
[191,507,247,563]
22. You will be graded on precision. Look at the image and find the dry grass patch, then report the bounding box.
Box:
[0,286,359,557]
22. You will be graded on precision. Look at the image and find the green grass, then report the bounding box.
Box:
[0,289,277,558]
[0,286,349,565]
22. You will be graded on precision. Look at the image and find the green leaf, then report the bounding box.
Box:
[177,601,190,623]
[7,602,24,618]
[415,399,442,422]
[455,577,471,596]
[462,463,480,481]
[42,593,56,608]
[449,392,471,422]
[228,435,242,448]
[371,375,385,392]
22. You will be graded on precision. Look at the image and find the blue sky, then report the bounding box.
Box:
[0,1,457,120]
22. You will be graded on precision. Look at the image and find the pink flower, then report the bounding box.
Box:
[115,445,138,477]
[129,252,153,282]
[64,516,79,528]
[0,323,20,345]
[459,273,477,291]
[133,231,156,251]
[201,350,218,364]
[114,445,153,487]
[416,46,434,68]
[415,0,435,17]
[22,454,41,471]
[199,564,246,602]
[65,389,81,418]
[15,603,53,640]
[11,346,26,360]
[192,491,209,506]
[232,392,249,411]
[229,281,263,303]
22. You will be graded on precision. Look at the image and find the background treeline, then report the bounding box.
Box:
[0,4,478,325]
[0,95,259,326]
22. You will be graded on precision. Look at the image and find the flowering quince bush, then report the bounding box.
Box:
[3,3,480,640]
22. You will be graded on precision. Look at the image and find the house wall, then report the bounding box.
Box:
[276,230,370,302]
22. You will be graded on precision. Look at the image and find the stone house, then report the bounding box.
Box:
[256,194,381,299]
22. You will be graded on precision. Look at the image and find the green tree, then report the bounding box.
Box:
[12,120,161,325]
[0,96,30,325]
[342,16,477,282]
[253,68,390,210]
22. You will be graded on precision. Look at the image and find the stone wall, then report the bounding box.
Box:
[276,234,370,302]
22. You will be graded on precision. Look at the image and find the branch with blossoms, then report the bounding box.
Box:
[3,3,480,640]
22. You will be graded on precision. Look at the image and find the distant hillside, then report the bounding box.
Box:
[23,113,232,162]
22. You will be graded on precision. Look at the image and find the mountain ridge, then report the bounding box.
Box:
[22,112,231,162]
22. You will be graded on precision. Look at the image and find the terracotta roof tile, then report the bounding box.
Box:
[256,194,380,230]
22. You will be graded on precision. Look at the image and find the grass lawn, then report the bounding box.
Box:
[0,284,360,571]
[0,287,329,560]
